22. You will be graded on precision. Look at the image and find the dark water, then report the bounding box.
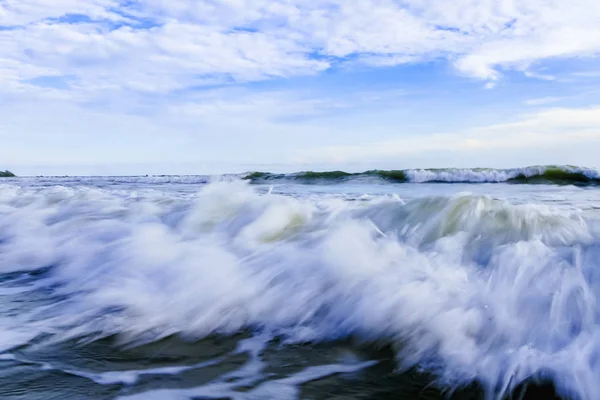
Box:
[0,334,563,400]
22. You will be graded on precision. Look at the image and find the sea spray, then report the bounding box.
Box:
[0,180,600,399]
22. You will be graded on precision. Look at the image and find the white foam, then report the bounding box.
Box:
[63,357,227,385]
[1,181,600,399]
[405,165,600,183]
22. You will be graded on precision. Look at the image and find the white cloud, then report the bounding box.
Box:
[0,21,330,97]
[573,70,600,78]
[0,87,367,169]
[293,106,600,166]
[524,96,566,106]
[0,0,123,26]
[1,0,600,174]
[1,0,600,100]
[2,81,599,173]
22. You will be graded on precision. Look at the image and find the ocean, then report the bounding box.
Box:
[1,166,600,400]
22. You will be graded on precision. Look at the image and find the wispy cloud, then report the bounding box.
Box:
[524,96,566,106]
[0,86,412,169]
[572,70,600,78]
[2,0,600,101]
[292,106,600,166]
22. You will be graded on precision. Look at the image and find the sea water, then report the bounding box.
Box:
[1,169,600,400]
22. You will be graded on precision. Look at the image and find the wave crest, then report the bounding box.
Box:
[243,165,600,185]
[1,182,600,399]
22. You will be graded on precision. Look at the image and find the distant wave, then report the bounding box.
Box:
[4,166,599,186]
[243,165,600,185]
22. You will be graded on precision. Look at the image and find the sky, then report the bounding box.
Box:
[1,0,600,176]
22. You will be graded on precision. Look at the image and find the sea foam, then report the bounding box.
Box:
[0,181,599,399]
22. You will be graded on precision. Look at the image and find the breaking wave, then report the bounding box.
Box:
[4,166,598,187]
[243,165,600,185]
[1,181,600,399]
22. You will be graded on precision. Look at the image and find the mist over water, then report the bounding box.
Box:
[1,174,600,399]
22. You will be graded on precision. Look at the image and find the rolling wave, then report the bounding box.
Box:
[3,166,598,187]
[243,165,600,185]
[1,181,600,399]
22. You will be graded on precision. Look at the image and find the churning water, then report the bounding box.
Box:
[1,171,600,399]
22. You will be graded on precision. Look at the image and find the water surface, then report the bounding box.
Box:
[1,173,599,399]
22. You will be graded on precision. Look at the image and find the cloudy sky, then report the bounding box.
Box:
[1,0,600,175]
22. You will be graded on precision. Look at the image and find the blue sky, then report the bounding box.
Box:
[1,0,600,175]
